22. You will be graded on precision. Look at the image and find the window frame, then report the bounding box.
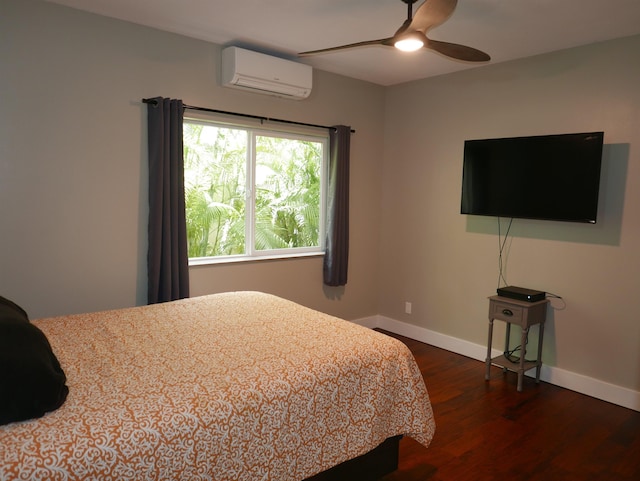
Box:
[184,113,329,266]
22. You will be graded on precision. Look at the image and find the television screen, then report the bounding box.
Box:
[460,132,604,223]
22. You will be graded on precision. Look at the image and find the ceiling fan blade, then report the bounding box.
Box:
[410,0,458,33]
[392,17,413,38]
[425,38,490,62]
[298,38,393,56]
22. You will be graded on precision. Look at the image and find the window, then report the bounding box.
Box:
[183,117,327,264]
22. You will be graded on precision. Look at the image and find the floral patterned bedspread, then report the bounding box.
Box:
[0,291,435,480]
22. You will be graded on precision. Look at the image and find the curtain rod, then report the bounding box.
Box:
[142,98,355,133]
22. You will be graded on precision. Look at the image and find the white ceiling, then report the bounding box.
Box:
[44,0,640,86]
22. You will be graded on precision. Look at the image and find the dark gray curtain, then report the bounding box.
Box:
[323,125,351,286]
[147,97,190,304]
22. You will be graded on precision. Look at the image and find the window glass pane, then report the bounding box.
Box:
[255,135,322,251]
[183,118,326,262]
[184,122,247,257]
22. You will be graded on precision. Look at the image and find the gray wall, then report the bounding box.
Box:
[380,35,640,392]
[1,0,385,320]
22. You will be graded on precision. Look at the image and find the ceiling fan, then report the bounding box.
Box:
[298,0,490,62]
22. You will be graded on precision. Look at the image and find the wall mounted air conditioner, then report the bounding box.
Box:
[221,47,312,100]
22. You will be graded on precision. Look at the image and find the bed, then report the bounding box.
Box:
[0,291,435,480]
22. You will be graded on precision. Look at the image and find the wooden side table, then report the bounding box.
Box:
[485,295,549,391]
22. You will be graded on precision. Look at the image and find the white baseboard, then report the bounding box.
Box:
[352,315,640,412]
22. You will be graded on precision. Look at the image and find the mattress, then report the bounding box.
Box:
[0,291,435,480]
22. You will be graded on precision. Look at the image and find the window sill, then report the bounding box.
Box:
[189,251,325,267]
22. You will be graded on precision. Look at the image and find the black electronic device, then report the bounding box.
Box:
[460,132,604,223]
[497,286,546,303]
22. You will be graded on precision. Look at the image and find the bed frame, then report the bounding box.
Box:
[306,436,401,481]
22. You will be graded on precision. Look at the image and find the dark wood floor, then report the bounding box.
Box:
[378,330,640,481]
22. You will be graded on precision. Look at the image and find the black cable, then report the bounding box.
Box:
[497,217,514,289]
[545,292,563,299]
[504,331,537,364]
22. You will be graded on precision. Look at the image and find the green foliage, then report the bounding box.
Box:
[184,123,247,257]
[183,122,322,258]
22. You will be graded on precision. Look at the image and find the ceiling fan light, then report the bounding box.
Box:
[394,35,424,52]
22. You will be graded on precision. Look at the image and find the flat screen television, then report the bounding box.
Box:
[460,132,604,223]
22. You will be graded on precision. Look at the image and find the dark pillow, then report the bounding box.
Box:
[0,294,29,321]
[0,296,69,425]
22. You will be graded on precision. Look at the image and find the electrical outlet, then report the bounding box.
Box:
[405,302,412,314]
